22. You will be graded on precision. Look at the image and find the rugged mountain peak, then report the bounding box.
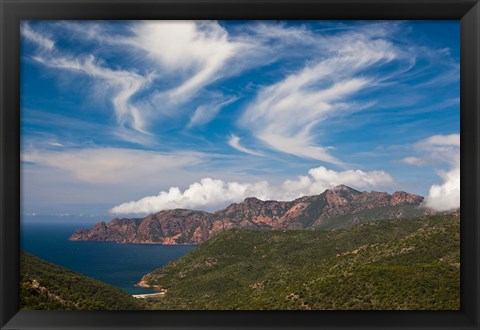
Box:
[324,185,361,206]
[329,184,361,193]
[93,221,108,231]
[216,196,289,220]
[243,197,263,204]
[217,197,263,213]
[390,191,424,206]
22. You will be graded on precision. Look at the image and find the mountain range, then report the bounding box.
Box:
[70,185,430,245]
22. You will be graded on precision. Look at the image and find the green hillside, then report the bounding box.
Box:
[142,213,460,310]
[20,252,143,310]
[316,204,427,230]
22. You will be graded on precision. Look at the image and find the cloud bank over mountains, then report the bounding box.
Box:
[110,166,395,214]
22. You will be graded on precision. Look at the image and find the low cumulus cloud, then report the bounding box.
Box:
[280,166,395,201]
[425,165,459,212]
[110,166,394,214]
[402,134,460,211]
[110,178,271,214]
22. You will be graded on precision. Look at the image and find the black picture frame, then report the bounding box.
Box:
[1,0,479,329]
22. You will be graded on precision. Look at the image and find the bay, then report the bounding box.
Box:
[21,222,196,294]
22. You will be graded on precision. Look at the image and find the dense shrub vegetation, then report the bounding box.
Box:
[20,213,460,311]
[20,252,143,310]
[142,213,460,310]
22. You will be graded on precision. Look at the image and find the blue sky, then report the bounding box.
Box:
[20,20,460,216]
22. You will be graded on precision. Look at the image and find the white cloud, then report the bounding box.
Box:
[110,178,271,214]
[228,134,263,157]
[22,147,201,184]
[21,23,54,50]
[417,134,460,148]
[33,54,152,134]
[110,165,395,214]
[24,21,403,143]
[188,96,238,128]
[22,23,155,139]
[258,132,343,166]
[54,21,260,129]
[130,21,252,103]
[246,22,313,43]
[403,133,460,167]
[402,134,460,211]
[424,166,460,212]
[401,156,426,166]
[280,166,394,201]
[240,30,397,164]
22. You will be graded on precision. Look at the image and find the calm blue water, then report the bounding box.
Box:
[21,223,196,294]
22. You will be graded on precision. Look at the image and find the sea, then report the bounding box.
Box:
[21,221,196,294]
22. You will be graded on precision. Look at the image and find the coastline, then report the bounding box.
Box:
[132,289,167,299]
[69,237,198,246]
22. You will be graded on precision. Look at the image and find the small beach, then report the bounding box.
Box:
[132,291,167,299]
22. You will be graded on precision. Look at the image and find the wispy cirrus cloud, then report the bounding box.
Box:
[188,95,238,128]
[128,21,276,131]
[228,134,263,157]
[22,21,261,138]
[240,29,397,165]
[59,21,257,97]
[22,22,155,140]
[32,54,153,133]
[21,23,55,50]
[131,21,251,103]
[23,21,459,151]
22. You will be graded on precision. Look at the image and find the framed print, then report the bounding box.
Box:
[1,0,479,329]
